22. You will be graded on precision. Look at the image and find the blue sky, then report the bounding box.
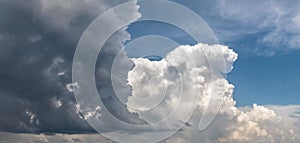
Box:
[126,0,300,106]
[228,50,300,106]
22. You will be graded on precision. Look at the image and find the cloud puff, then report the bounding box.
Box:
[127,43,300,143]
[127,44,237,122]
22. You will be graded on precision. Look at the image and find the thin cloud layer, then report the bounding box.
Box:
[175,0,300,56]
[215,0,300,55]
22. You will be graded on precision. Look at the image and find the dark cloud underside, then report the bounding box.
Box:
[0,0,137,133]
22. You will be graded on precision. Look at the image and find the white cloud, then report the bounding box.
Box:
[127,44,237,123]
[218,104,298,143]
[127,43,300,142]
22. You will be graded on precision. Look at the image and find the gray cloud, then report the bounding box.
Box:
[0,132,113,143]
[0,0,139,134]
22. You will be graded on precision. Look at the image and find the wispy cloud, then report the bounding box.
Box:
[175,0,300,56]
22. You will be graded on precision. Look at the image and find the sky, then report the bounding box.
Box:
[126,0,300,106]
[173,0,300,106]
[0,0,300,143]
[228,51,300,106]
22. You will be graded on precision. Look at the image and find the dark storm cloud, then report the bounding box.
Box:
[0,0,139,133]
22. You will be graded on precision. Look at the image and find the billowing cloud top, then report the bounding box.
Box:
[127,43,299,143]
[0,0,299,143]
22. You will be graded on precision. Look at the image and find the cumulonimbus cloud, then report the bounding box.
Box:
[0,0,139,134]
[127,43,300,143]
